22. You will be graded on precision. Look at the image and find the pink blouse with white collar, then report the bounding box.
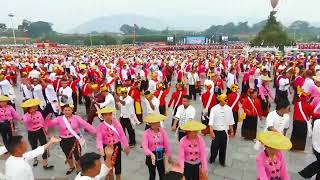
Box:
[0,105,21,122]
[22,111,46,132]
[96,119,129,150]
[178,135,208,172]
[47,115,96,138]
[142,128,172,158]
[256,151,289,180]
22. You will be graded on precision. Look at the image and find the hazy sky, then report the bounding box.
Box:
[1,0,319,32]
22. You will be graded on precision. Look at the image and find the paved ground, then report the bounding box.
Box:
[0,75,316,180]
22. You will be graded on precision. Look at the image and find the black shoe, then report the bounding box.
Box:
[43,165,54,170]
[129,144,136,148]
[209,159,214,164]
[33,159,38,167]
[66,167,75,175]
[298,171,308,178]
[220,163,226,167]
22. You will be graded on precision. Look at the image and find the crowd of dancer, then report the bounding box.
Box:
[0,45,320,180]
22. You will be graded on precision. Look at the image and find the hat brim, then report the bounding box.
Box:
[180,120,206,131]
[144,113,167,123]
[21,99,42,108]
[257,131,292,151]
[98,107,117,114]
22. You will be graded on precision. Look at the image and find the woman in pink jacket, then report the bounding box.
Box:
[256,131,291,180]
[178,120,208,180]
[46,104,96,175]
[0,95,21,146]
[21,99,53,169]
[142,113,172,180]
[96,107,130,180]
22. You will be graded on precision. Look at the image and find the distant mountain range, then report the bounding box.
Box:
[71,14,320,41]
[72,14,167,34]
[71,14,267,34]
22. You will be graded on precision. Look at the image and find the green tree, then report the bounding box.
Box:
[84,35,117,45]
[251,11,292,48]
[21,21,54,38]
[0,23,6,32]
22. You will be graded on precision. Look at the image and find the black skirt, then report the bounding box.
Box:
[291,120,307,151]
[103,142,122,175]
[60,137,81,161]
[241,116,258,140]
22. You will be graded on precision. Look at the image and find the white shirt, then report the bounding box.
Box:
[70,65,77,76]
[59,86,73,104]
[105,76,115,93]
[313,119,320,153]
[302,78,315,93]
[119,96,135,118]
[74,164,110,180]
[226,73,236,88]
[32,84,46,109]
[209,104,234,131]
[0,79,15,102]
[45,84,58,103]
[254,69,260,79]
[279,78,290,91]
[148,80,157,93]
[5,146,45,180]
[139,70,146,80]
[187,72,199,85]
[99,93,115,109]
[21,84,33,100]
[175,105,196,126]
[265,111,290,133]
[121,69,128,80]
[48,72,57,81]
[28,69,41,79]
[143,97,160,115]
[257,75,263,88]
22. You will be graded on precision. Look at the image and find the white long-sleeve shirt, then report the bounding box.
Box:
[0,79,15,102]
[187,72,199,85]
[32,84,46,109]
[175,105,196,127]
[313,120,320,153]
[119,96,135,118]
[58,86,73,104]
[143,97,160,115]
[99,93,115,109]
[75,164,110,180]
[5,146,45,180]
[209,104,234,131]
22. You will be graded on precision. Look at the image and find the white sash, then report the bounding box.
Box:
[62,116,81,140]
[172,91,182,115]
[104,121,120,138]
[248,97,259,117]
[205,93,214,110]
[231,94,240,109]
[298,102,313,137]
[202,93,214,120]
[62,116,87,151]
[157,90,164,101]
[314,103,320,113]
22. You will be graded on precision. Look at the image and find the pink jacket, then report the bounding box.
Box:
[47,115,96,138]
[178,135,208,172]
[96,119,129,150]
[22,111,46,132]
[256,151,289,180]
[258,85,274,101]
[142,128,172,158]
[309,85,320,114]
[0,105,21,122]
